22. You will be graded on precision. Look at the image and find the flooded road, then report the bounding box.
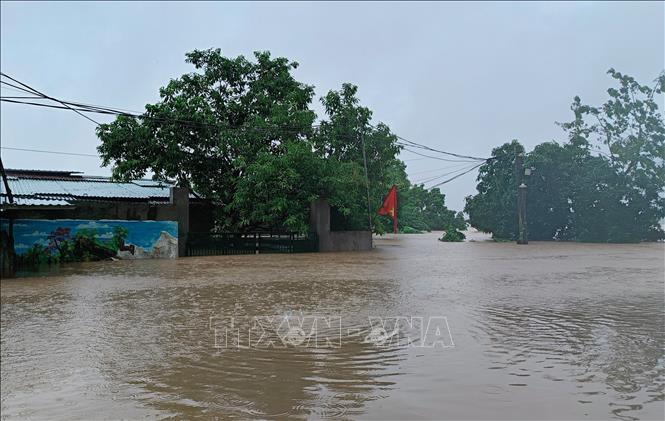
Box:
[2,233,664,420]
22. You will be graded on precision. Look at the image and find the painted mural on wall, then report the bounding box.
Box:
[0,219,178,266]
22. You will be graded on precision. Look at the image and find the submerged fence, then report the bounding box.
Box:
[185,231,318,256]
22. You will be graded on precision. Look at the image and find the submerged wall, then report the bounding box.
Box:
[324,230,373,252]
[0,219,178,267]
[309,198,372,252]
[2,186,215,258]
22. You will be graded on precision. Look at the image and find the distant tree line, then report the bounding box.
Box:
[96,49,464,236]
[465,69,665,242]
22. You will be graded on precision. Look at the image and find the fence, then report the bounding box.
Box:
[185,231,318,256]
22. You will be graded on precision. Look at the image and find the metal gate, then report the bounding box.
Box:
[185,231,318,256]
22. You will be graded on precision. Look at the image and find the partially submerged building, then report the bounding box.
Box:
[0,168,372,277]
[1,169,213,276]
[0,169,211,226]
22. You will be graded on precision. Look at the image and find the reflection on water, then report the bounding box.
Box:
[1,233,664,420]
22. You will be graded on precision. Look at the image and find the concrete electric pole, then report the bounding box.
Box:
[515,153,528,245]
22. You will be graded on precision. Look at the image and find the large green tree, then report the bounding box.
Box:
[313,83,404,232]
[560,69,665,242]
[97,49,461,234]
[97,49,317,231]
[465,69,664,242]
[464,140,524,240]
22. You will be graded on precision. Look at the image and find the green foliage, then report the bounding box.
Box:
[465,70,665,242]
[397,185,466,233]
[464,140,524,240]
[314,84,404,233]
[97,50,461,234]
[231,141,328,232]
[97,49,316,231]
[562,69,665,242]
[439,227,466,242]
[401,226,423,234]
[524,141,577,240]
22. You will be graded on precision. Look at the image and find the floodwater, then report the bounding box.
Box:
[1,232,664,420]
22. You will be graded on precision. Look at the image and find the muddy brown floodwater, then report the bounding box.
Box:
[1,232,664,420]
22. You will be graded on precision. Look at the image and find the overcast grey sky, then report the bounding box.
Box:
[1,1,663,210]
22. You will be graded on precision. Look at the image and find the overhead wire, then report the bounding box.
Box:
[373,123,490,161]
[412,162,484,185]
[428,162,485,188]
[407,162,474,176]
[1,80,38,95]
[2,73,490,163]
[0,98,122,114]
[1,93,321,135]
[1,72,102,125]
[400,146,481,163]
[1,146,99,157]
[3,95,491,167]
[1,73,494,189]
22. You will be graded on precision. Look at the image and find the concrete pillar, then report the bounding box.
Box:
[309,198,373,252]
[170,187,190,257]
[1,217,16,278]
[310,198,330,251]
[517,183,528,245]
[309,198,330,234]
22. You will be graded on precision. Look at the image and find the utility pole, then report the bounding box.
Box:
[0,156,16,277]
[516,152,528,245]
[360,128,373,234]
[0,157,14,204]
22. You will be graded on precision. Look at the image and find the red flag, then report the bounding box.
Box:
[378,185,398,234]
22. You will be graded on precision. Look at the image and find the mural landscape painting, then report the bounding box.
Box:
[1,219,178,266]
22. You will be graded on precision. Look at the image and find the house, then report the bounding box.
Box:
[0,169,211,226]
[1,169,214,275]
[0,168,371,277]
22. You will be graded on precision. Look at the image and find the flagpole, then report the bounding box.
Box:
[393,189,398,234]
[378,185,398,238]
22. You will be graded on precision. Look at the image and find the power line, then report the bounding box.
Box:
[1,95,320,135]
[1,73,321,133]
[1,98,122,115]
[0,95,48,99]
[0,80,37,95]
[398,137,490,161]
[2,73,493,166]
[428,162,485,188]
[407,162,473,176]
[371,123,490,161]
[400,146,481,163]
[1,72,101,125]
[2,96,490,186]
[1,146,99,157]
[412,163,482,185]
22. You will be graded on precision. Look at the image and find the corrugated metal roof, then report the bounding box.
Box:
[4,177,175,199]
[1,169,200,208]
[0,195,73,207]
